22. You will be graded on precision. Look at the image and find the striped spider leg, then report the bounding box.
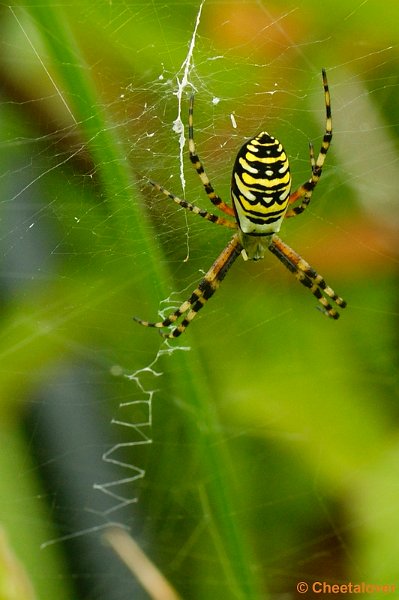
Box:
[268,235,346,319]
[134,234,242,338]
[285,68,332,218]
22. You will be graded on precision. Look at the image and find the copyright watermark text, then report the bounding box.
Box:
[296,581,395,594]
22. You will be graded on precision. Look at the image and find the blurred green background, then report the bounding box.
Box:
[0,1,398,598]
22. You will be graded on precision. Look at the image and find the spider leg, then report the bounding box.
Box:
[134,234,242,338]
[269,235,346,318]
[285,69,332,218]
[147,179,237,229]
[188,95,235,218]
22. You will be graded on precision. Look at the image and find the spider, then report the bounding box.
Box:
[135,69,346,338]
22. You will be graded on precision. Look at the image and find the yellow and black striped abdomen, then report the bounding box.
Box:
[231,132,291,236]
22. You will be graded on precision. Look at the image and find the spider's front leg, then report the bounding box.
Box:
[269,235,346,318]
[134,234,242,338]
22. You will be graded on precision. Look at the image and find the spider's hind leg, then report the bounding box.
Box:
[285,69,332,219]
[188,95,235,218]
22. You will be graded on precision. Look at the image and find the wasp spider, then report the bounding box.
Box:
[135,70,346,338]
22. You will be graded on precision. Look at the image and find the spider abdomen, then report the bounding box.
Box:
[231,132,292,236]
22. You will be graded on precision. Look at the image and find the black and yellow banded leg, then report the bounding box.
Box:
[188,95,235,218]
[134,234,243,338]
[147,179,237,229]
[286,69,332,218]
[269,235,346,318]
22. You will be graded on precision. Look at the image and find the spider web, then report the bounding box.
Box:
[1,2,399,599]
